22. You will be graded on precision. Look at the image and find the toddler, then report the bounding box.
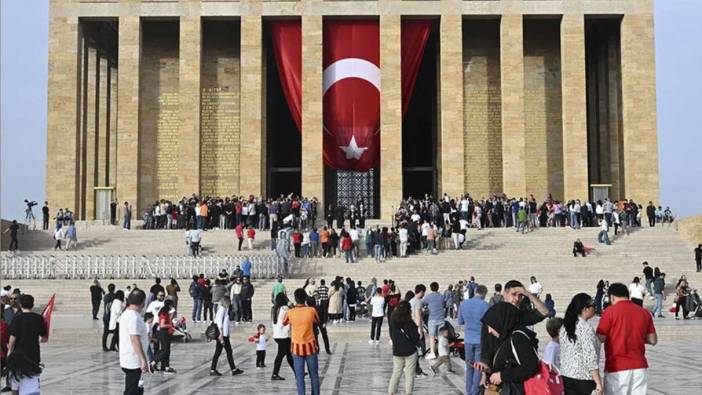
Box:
[250,324,267,367]
[430,327,454,374]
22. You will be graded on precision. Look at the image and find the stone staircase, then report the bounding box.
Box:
[3,224,700,341]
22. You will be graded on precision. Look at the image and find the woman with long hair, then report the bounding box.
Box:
[210,296,243,376]
[107,290,124,351]
[271,293,294,380]
[151,299,176,373]
[6,350,42,394]
[559,293,602,395]
[387,301,420,395]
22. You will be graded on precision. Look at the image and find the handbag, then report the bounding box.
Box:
[510,330,564,395]
[205,322,220,342]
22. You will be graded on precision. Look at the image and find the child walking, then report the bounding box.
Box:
[430,327,454,375]
[251,324,268,368]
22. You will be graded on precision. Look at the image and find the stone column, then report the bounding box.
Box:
[179,13,201,196]
[46,13,80,217]
[560,15,589,200]
[500,14,527,197]
[85,46,98,220]
[621,13,659,205]
[98,54,109,188]
[240,16,264,196]
[439,15,465,197]
[379,15,402,221]
[301,15,324,206]
[116,16,141,212]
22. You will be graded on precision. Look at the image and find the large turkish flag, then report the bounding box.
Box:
[323,20,380,171]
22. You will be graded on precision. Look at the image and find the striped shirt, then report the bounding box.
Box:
[316,285,329,301]
[283,305,319,356]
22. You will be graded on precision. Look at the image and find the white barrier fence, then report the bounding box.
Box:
[0,254,287,280]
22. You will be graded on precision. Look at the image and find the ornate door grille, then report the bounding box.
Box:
[335,169,376,218]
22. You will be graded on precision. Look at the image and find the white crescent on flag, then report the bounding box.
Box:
[322,58,381,95]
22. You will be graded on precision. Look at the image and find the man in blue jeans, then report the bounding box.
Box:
[283,289,320,395]
[189,275,203,323]
[458,284,489,395]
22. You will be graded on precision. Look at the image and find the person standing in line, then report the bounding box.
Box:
[283,289,321,395]
[90,279,105,321]
[123,202,132,230]
[560,293,603,395]
[42,202,50,231]
[596,283,657,395]
[118,289,149,395]
[210,296,244,377]
[387,301,420,395]
[457,284,488,395]
[271,293,295,380]
[368,288,385,344]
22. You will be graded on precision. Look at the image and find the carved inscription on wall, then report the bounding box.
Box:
[463,22,503,197]
[200,86,240,196]
[156,92,180,198]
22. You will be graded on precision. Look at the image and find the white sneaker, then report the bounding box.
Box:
[388,340,393,346]
[375,340,380,344]
[369,339,374,344]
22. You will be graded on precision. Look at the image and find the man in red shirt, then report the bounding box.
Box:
[596,283,657,395]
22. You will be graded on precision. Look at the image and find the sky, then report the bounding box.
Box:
[1,0,701,220]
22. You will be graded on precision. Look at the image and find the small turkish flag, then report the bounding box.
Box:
[323,20,380,171]
[42,294,56,340]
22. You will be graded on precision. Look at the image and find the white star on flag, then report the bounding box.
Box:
[338,136,368,160]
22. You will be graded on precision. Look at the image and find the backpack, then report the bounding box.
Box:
[205,322,220,342]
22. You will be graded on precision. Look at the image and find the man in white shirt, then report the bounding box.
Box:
[398,226,409,257]
[598,219,611,245]
[119,289,149,395]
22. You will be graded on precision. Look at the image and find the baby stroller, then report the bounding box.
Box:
[171,316,193,342]
[355,302,369,319]
[689,290,702,319]
[442,320,465,360]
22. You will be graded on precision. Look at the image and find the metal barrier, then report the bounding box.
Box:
[0,254,286,280]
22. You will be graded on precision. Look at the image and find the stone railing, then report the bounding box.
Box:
[0,253,287,280]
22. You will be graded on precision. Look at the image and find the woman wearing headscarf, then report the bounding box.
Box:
[560,293,602,395]
[480,303,539,395]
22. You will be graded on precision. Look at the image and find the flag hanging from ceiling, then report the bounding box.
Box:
[323,20,380,171]
[270,21,302,133]
[270,19,431,172]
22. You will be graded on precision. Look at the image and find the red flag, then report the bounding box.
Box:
[323,20,380,171]
[42,294,56,340]
[270,21,302,133]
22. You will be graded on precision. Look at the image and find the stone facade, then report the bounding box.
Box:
[46,0,659,220]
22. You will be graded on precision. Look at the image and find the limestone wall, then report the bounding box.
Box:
[139,21,181,209]
[678,215,702,247]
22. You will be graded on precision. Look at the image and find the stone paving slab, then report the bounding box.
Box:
[35,329,702,395]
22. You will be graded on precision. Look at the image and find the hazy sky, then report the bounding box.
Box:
[2,0,701,220]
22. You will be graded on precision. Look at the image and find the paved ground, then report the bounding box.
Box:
[35,319,702,395]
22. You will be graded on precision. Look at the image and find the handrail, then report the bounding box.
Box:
[0,253,287,280]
